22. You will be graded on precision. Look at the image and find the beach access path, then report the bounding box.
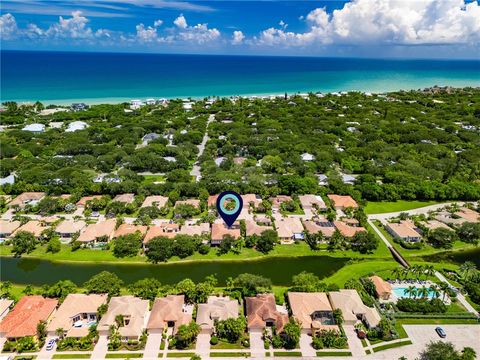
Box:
[190,113,215,182]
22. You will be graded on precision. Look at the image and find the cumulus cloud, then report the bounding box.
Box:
[45,11,94,39]
[153,19,163,27]
[0,13,19,40]
[232,30,245,45]
[256,0,480,47]
[174,14,188,29]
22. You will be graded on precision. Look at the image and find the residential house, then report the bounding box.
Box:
[55,220,86,242]
[143,223,180,248]
[175,199,201,209]
[298,195,327,212]
[77,219,116,246]
[207,195,219,208]
[328,290,381,329]
[418,220,453,233]
[178,223,210,237]
[385,220,422,242]
[113,224,148,239]
[301,153,315,161]
[242,194,262,211]
[455,208,480,223]
[141,196,168,209]
[255,215,273,226]
[275,217,304,244]
[0,296,58,340]
[196,296,239,334]
[71,103,88,112]
[288,292,339,335]
[146,295,191,335]
[13,221,46,238]
[22,123,45,133]
[245,294,288,332]
[97,296,149,341]
[302,220,335,239]
[0,220,21,240]
[76,195,103,208]
[369,276,392,301]
[0,299,13,321]
[8,192,46,209]
[211,222,241,245]
[327,195,358,210]
[333,221,366,238]
[245,220,272,237]
[270,195,292,208]
[47,294,108,338]
[65,121,88,132]
[113,193,136,204]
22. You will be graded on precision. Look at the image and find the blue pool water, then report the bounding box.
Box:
[393,287,437,300]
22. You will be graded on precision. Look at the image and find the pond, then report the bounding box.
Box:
[423,247,480,267]
[0,255,350,286]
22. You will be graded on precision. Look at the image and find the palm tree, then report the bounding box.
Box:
[459,261,477,281]
[439,281,450,302]
[392,267,403,280]
[404,286,417,299]
[418,286,429,299]
[424,265,435,279]
[56,328,65,339]
[429,284,440,299]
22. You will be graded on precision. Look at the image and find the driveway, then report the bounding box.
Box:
[249,330,264,358]
[343,325,365,358]
[195,332,211,357]
[143,332,162,360]
[37,336,56,360]
[91,334,109,360]
[299,333,316,357]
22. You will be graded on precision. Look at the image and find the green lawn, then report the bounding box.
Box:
[315,351,352,357]
[166,353,196,358]
[372,340,413,352]
[14,356,37,360]
[323,260,400,287]
[105,354,143,358]
[141,174,166,185]
[52,355,91,359]
[397,318,479,325]
[211,340,244,349]
[209,352,250,357]
[272,351,302,357]
[364,200,441,214]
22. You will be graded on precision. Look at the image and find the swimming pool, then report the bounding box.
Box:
[393,287,437,300]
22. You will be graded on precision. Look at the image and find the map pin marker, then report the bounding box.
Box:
[216,191,243,227]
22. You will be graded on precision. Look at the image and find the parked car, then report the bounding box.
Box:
[435,327,446,338]
[46,339,56,351]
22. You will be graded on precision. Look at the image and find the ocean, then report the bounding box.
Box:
[1,50,479,104]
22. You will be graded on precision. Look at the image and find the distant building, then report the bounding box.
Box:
[130,99,143,109]
[65,121,88,132]
[113,193,136,204]
[71,103,89,111]
[141,195,168,209]
[0,220,21,240]
[327,194,358,210]
[22,123,45,133]
[301,152,315,161]
[0,174,15,186]
[385,220,422,242]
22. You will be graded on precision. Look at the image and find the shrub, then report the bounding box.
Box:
[210,336,218,345]
[396,298,447,313]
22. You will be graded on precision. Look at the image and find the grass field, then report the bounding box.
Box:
[209,352,250,357]
[372,340,413,352]
[397,318,479,325]
[52,354,91,359]
[272,351,302,357]
[105,354,143,358]
[315,351,352,357]
[364,200,441,214]
[166,353,196,358]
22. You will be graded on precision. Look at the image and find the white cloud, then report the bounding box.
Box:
[174,14,188,29]
[0,13,18,40]
[136,23,158,42]
[45,11,94,39]
[154,19,163,27]
[232,30,245,45]
[256,0,480,47]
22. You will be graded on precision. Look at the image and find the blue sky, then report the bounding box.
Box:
[1,0,479,58]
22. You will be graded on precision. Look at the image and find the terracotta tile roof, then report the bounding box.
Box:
[245,220,272,237]
[47,294,107,337]
[275,217,303,239]
[12,221,46,238]
[141,196,168,209]
[113,193,135,204]
[328,290,380,328]
[456,208,480,223]
[333,221,366,238]
[143,224,179,244]
[369,276,392,298]
[288,292,338,331]
[246,294,288,332]
[269,195,292,207]
[196,296,239,331]
[77,219,116,243]
[0,296,58,338]
[175,199,200,208]
[211,223,241,242]
[98,296,149,338]
[327,194,358,209]
[8,192,46,207]
[147,295,191,334]
[178,223,210,236]
[302,220,335,238]
[55,220,86,235]
[242,194,262,208]
[0,220,21,235]
[208,195,218,207]
[76,195,103,207]
[113,224,147,238]
[419,220,452,231]
[386,220,421,239]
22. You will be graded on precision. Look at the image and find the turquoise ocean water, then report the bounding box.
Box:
[1,50,479,104]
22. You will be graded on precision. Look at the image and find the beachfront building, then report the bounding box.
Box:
[47,294,108,338]
[275,217,304,244]
[0,296,58,341]
[369,276,392,300]
[246,294,288,332]
[77,219,116,247]
[196,296,239,334]
[71,103,88,111]
[288,292,339,335]
[211,222,241,245]
[328,290,381,329]
[327,195,358,210]
[0,220,21,241]
[55,220,87,242]
[97,296,149,341]
[141,195,168,209]
[8,192,46,209]
[147,295,191,335]
[298,194,327,213]
[385,220,422,242]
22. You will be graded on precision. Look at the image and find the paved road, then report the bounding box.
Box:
[190,113,215,181]
[435,271,479,317]
[367,219,392,249]
[368,202,471,221]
